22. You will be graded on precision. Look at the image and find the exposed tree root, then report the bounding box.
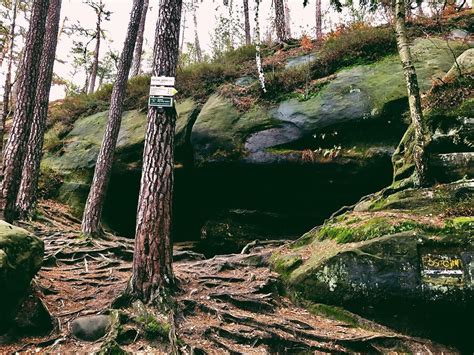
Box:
[0,200,455,354]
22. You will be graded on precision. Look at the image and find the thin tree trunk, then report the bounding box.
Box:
[193,1,202,62]
[88,6,102,94]
[274,0,287,42]
[81,0,145,236]
[284,0,291,39]
[0,40,9,67]
[394,0,428,187]
[315,0,322,40]
[179,5,186,53]
[0,0,49,222]
[16,0,62,219]
[131,0,149,77]
[255,0,266,93]
[227,0,235,49]
[130,0,183,303]
[83,74,90,94]
[1,0,18,153]
[243,0,251,45]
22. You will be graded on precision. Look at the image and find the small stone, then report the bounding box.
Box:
[285,53,317,69]
[235,76,256,87]
[71,315,111,341]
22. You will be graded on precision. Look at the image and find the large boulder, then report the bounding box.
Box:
[42,99,198,217]
[272,180,473,351]
[444,48,474,81]
[0,221,44,332]
[191,38,467,166]
[41,37,469,239]
[392,48,474,188]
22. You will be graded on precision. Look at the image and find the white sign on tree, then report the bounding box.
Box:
[150,76,176,87]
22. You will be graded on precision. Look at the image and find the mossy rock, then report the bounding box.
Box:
[272,180,473,350]
[392,48,474,187]
[0,222,44,332]
[192,38,467,166]
[41,100,197,217]
[444,48,474,81]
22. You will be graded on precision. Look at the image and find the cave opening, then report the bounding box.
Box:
[102,156,394,255]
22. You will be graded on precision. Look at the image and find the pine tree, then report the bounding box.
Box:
[81,0,145,236]
[85,0,111,94]
[0,0,49,222]
[16,0,63,219]
[130,0,149,77]
[243,0,251,45]
[130,0,183,302]
[1,0,18,153]
[315,0,322,39]
[192,0,203,62]
[274,0,287,42]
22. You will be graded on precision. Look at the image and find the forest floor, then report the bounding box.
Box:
[0,200,453,354]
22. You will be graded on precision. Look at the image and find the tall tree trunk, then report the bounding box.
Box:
[243,0,251,45]
[274,0,287,42]
[130,0,182,303]
[315,0,322,40]
[130,0,149,77]
[394,0,428,187]
[0,0,49,222]
[179,5,186,53]
[88,7,102,94]
[81,0,145,236]
[227,0,235,49]
[193,1,202,62]
[255,0,266,93]
[284,0,291,38]
[1,0,18,154]
[16,0,62,220]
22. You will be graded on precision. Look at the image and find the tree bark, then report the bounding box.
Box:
[394,0,428,187]
[315,0,322,40]
[284,0,291,39]
[130,0,182,303]
[243,0,251,45]
[15,0,62,220]
[274,0,287,42]
[193,1,202,62]
[1,0,18,153]
[131,0,149,77]
[81,0,145,236]
[179,5,186,53]
[88,1,102,94]
[255,0,266,93]
[0,0,49,222]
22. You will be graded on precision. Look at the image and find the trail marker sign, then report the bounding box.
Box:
[149,86,178,96]
[151,76,175,87]
[149,96,173,108]
[149,76,176,108]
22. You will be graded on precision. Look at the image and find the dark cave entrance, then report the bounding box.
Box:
[102,157,394,254]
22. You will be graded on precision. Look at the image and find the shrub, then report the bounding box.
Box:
[177,61,238,101]
[124,75,150,111]
[311,24,396,79]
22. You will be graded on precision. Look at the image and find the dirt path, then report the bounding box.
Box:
[1,201,451,354]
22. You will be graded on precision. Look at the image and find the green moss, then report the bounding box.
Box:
[290,230,318,249]
[98,340,126,355]
[317,216,423,244]
[450,216,474,226]
[304,302,360,327]
[270,253,303,281]
[136,314,171,339]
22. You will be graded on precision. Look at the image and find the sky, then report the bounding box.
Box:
[1,0,384,101]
